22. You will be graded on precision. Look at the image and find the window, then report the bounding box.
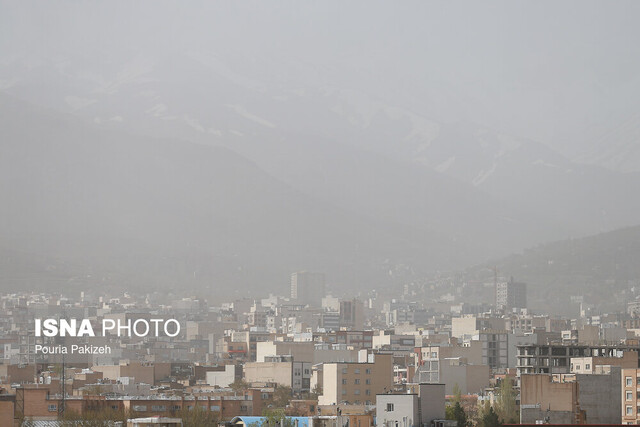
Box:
[151,405,166,411]
[342,368,348,374]
[48,404,57,412]
[365,368,371,374]
[211,405,221,411]
[342,379,347,385]
[342,389,347,395]
[386,403,394,412]
[365,389,371,395]
[133,405,147,412]
[575,365,580,371]
[627,377,633,387]
[585,364,590,370]
[170,405,181,411]
[354,368,360,374]
[626,405,633,415]
[354,389,360,395]
[355,379,360,384]
[627,391,633,401]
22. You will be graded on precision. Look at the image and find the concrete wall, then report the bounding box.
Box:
[418,383,445,425]
[319,363,338,406]
[521,407,575,425]
[520,374,577,411]
[206,365,236,387]
[376,394,419,427]
[576,368,621,424]
[0,400,13,426]
[256,341,314,363]
[520,374,579,424]
[244,362,292,387]
[451,317,478,339]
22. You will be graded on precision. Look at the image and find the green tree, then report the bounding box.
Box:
[479,405,502,427]
[446,401,468,427]
[179,404,220,427]
[451,383,462,404]
[262,408,295,427]
[495,378,518,424]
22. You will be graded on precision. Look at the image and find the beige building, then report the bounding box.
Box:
[244,356,312,393]
[622,369,640,424]
[91,361,170,386]
[257,341,359,364]
[318,351,393,406]
[414,344,488,394]
[520,374,583,424]
[571,350,638,374]
[451,315,506,339]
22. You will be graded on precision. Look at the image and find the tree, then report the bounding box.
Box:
[272,385,293,409]
[59,407,130,426]
[451,383,462,404]
[230,378,251,393]
[479,405,502,427]
[311,384,322,399]
[446,401,468,427]
[495,378,518,424]
[262,408,295,427]
[179,404,220,427]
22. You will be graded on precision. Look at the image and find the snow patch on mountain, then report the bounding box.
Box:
[227,104,276,129]
[472,162,497,186]
[435,156,456,173]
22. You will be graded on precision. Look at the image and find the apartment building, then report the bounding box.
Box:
[376,383,445,427]
[244,355,312,394]
[318,351,393,406]
[517,343,639,376]
[622,368,640,424]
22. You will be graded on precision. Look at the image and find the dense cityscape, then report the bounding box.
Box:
[0,271,638,426]
[3,1,640,426]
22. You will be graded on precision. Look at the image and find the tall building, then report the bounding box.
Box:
[339,299,364,330]
[495,277,527,311]
[290,272,325,307]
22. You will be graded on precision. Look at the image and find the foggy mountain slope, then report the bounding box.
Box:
[464,224,640,313]
[405,121,640,232]
[0,96,467,294]
[1,49,570,255]
[576,110,640,173]
[3,45,637,245]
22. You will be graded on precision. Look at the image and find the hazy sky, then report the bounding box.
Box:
[2,1,640,159]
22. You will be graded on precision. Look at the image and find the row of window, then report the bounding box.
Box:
[342,379,371,385]
[570,363,591,371]
[341,389,371,395]
[131,404,232,412]
[341,368,372,374]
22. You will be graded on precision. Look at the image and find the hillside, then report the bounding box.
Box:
[464,225,640,314]
[0,96,467,296]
